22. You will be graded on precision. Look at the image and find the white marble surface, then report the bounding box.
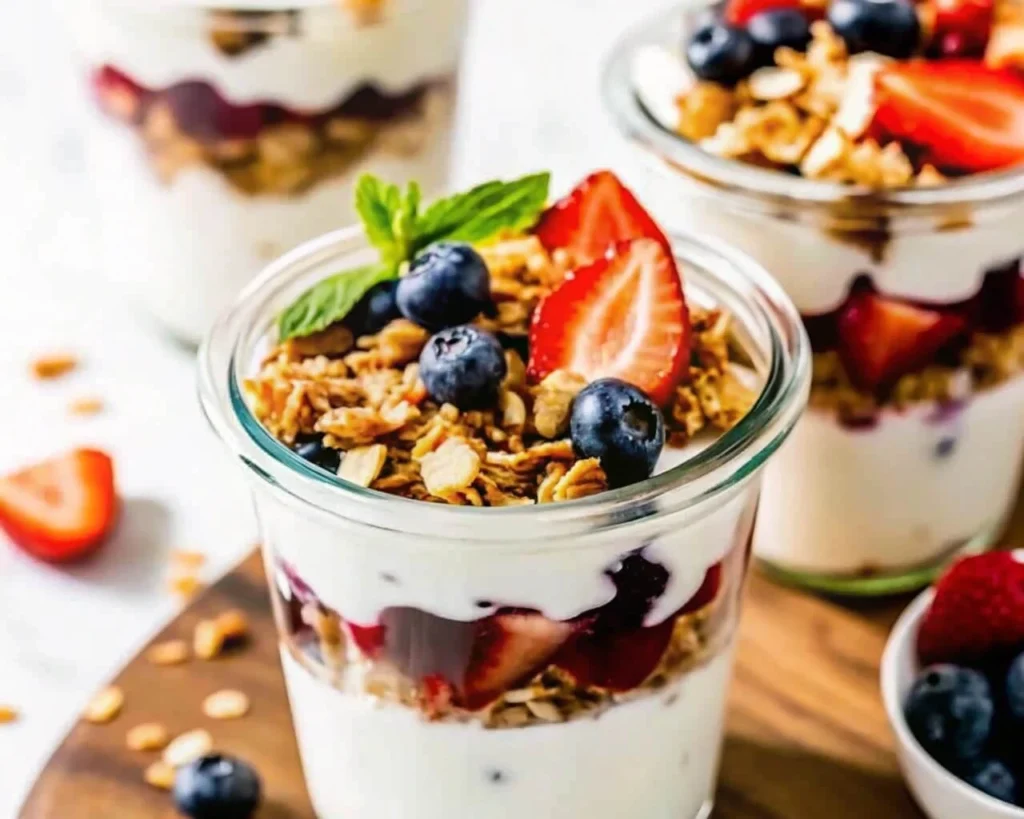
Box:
[0,0,674,814]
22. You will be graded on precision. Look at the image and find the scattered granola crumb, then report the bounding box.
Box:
[83,686,124,724]
[171,550,207,570]
[169,573,205,600]
[147,639,190,666]
[338,443,388,486]
[202,689,251,720]
[163,729,213,768]
[68,396,104,416]
[214,609,250,643]
[126,722,170,752]
[0,706,18,724]
[194,620,225,660]
[144,760,176,791]
[31,354,78,380]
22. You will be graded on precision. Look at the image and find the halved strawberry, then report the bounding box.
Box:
[527,238,690,406]
[836,290,967,391]
[461,613,575,709]
[873,60,1024,173]
[724,0,804,24]
[553,618,676,692]
[0,449,117,563]
[927,0,994,57]
[534,171,670,266]
[917,551,1024,665]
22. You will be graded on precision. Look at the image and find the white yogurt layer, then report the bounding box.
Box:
[76,0,469,109]
[282,642,733,819]
[84,93,455,342]
[756,375,1024,575]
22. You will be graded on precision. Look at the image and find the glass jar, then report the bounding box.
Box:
[73,0,468,343]
[198,226,809,819]
[603,5,1024,595]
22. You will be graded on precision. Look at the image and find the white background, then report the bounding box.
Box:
[0,0,673,814]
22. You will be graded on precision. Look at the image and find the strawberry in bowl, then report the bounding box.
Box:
[607,0,1024,595]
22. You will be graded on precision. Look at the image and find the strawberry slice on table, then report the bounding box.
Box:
[534,170,671,266]
[873,60,1024,173]
[917,551,1024,665]
[527,238,691,406]
[461,612,576,709]
[836,290,967,391]
[0,449,117,563]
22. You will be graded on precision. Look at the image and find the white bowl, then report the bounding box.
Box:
[881,590,1024,819]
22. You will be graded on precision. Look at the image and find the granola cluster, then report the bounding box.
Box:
[678,22,946,186]
[95,75,450,196]
[247,235,758,505]
[810,323,1024,422]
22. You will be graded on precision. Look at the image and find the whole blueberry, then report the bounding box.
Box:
[1005,652,1024,722]
[173,754,262,819]
[293,434,341,473]
[346,279,401,337]
[747,9,812,65]
[826,0,921,58]
[419,326,507,409]
[686,22,757,85]
[569,378,665,489]
[963,759,1018,805]
[904,665,994,768]
[396,242,492,331]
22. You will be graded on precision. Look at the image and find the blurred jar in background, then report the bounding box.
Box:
[75,0,469,343]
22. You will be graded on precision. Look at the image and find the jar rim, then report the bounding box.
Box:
[601,4,1024,217]
[197,225,810,542]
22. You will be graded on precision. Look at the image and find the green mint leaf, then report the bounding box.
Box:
[412,172,551,251]
[354,174,402,257]
[277,262,398,341]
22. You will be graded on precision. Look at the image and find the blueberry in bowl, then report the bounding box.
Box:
[396,242,493,332]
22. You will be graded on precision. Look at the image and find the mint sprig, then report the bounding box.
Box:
[277,172,551,341]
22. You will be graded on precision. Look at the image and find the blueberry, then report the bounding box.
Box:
[173,754,261,819]
[293,434,341,473]
[1005,653,1024,722]
[747,9,812,65]
[346,279,401,337]
[904,665,994,768]
[826,0,921,58]
[686,22,757,85]
[963,759,1018,805]
[569,378,665,489]
[396,242,492,331]
[419,326,507,409]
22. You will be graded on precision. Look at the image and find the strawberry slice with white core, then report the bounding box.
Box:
[527,238,691,406]
[534,170,671,266]
[873,60,1024,173]
[0,449,117,563]
[461,613,575,709]
[836,290,967,391]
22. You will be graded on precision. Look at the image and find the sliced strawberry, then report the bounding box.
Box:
[0,449,117,563]
[927,0,994,57]
[553,618,676,692]
[917,551,1024,665]
[873,60,1024,173]
[534,170,670,266]
[724,0,803,24]
[461,613,575,709]
[680,563,723,616]
[836,290,967,391]
[527,238,690,406]
[347,622,387,658]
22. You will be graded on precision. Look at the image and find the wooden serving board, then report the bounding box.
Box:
[34,517,1024,819]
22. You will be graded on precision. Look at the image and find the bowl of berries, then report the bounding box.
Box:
[882,552,1024,818]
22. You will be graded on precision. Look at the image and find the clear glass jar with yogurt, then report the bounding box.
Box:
[603,5,1024,595]
[73,0,467,343]
[198,226,809,819]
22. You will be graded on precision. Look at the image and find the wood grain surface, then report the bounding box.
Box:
[18,542,937,819]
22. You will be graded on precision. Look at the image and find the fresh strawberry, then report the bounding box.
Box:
[0,449,117,563]
[917,551,1024,665]
[347,622,387,658]
[527,238,690,406]
[723,0,806,24]
[461,613,575,709]
[419,674,455,718]
[873,60,1024,173]
[534,170,670,266]
[927,0,994,58]
[553,618,676,692]
[836,289,967,391]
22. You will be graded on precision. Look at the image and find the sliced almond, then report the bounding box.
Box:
[420,438,481,498]
[833,55,885,139]
[163,729,213,768]
[144,760,176,791]
[202,689,250,720]
[525,700,564,723]
[338,443,388,487]
[126,722,170,752]
[83,686,124,724]
[800,127,849,179]
[747,66,806,101]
